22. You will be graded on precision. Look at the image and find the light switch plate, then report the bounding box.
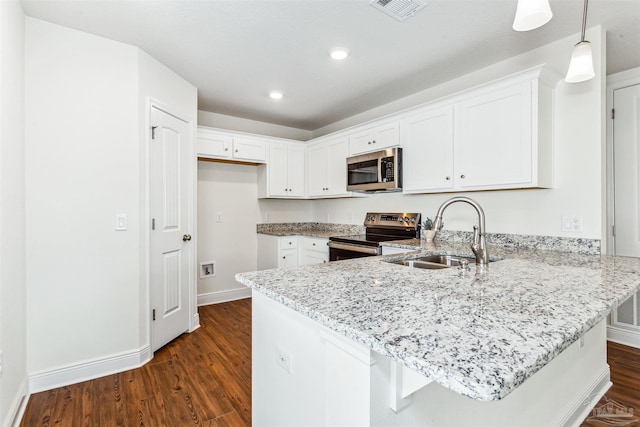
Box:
[115,214,127,231]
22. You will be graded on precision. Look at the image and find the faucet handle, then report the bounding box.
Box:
[471,225,480,255]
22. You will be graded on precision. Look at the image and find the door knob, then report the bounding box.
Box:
[183,234,192,242]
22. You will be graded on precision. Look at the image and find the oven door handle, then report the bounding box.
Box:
[328,241,380,255]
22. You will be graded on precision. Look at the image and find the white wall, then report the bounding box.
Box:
[197,162,313,301]
[0,1,28,425]
[311,27,606,240]
[198,110,312,141]
[25,18,141,374]
[197,162,260,301]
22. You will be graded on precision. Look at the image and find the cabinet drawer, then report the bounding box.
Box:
[302,237,328,251]
[278,237,298,249]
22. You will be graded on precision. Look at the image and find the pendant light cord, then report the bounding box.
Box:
[580,0,589,42]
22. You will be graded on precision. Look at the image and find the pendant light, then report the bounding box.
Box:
[565,0,595,83]
[512,0,553,31]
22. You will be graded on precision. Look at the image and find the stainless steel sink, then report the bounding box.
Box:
[390,259,451,270]
[388,254,491,270]
[414,255,477,266]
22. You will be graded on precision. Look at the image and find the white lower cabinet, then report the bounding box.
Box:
[300,237,329,265]
[259,142,305,198]
[257,235,328,269]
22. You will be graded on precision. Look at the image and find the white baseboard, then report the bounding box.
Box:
[197,287,251,306]
[28,345,152,393]
[557,366,611,427]
[4,378,28,427]
[607,325,640,349]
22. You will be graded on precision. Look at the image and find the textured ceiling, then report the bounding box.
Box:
[21,0,640,130]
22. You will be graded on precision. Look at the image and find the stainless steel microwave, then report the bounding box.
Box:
[346,147,402,192]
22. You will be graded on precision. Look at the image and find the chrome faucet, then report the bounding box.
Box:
[432,196,489,266]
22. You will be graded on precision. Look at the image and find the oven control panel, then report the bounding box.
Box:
[364,212,421,229]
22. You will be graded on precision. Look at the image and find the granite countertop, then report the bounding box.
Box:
[236,240,640,402]
[256,222,364,238]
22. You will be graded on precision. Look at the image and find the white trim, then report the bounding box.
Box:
[28,346,151,393]
[605,67,640,255]
[607,325,640,349]
[5,378,28,427]
[197,288,251,306]
[557,366,611,427]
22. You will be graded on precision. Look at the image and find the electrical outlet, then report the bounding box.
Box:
[276,346,292,374]
[561,216,583,232]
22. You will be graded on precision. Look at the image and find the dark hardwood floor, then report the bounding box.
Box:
[19,299,640,426]
[20,299,251,427]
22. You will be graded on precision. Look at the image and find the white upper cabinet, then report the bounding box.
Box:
[401,65,553,194]
[307,137,350,198]
[197,127,266,163]
[454,80,535,190]
[259,142,305,198]
[349,122,399,155]
[401,106,455,193]
[197,130,232,159]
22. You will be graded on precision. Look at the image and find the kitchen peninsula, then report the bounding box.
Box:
[236,240,640,426]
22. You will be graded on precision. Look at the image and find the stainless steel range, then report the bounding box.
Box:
[328,212,421,261]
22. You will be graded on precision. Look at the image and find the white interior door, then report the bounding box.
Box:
[150,106,193,352]
[613,83,640,257]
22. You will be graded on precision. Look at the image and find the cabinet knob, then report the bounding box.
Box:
[460,174,466,179]
[368,141,372,145]
[289,188,292,192]
[224,148,229,151]
[372,140,376,144]
[288,242,292,245]
[282,256,286,259]
[235,149,238,153]
[446,176,451,181]
[312,243,316,246]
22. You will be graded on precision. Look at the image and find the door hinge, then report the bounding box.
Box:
[152,218,155,230]
[151,126,158,139]
[611,108,615,120]
[153,309,156,321]
[612,225,616,237]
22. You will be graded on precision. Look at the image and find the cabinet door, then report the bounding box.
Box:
[326,137,349,196]
[455,81,533,190]
[269,143,289,197]
[287,145,305,197]
[372,122,399,149]
[349,129,375,155]
[197,132,232,159]
[401,106,454,193]
[307,143,328,197]
[233,137,266,162]
[278,248,299,268]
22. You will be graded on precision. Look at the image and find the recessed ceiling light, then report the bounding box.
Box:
[329,47,350,61]
[269,91,283,100]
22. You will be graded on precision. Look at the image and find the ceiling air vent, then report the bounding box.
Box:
[369,0,428,22]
